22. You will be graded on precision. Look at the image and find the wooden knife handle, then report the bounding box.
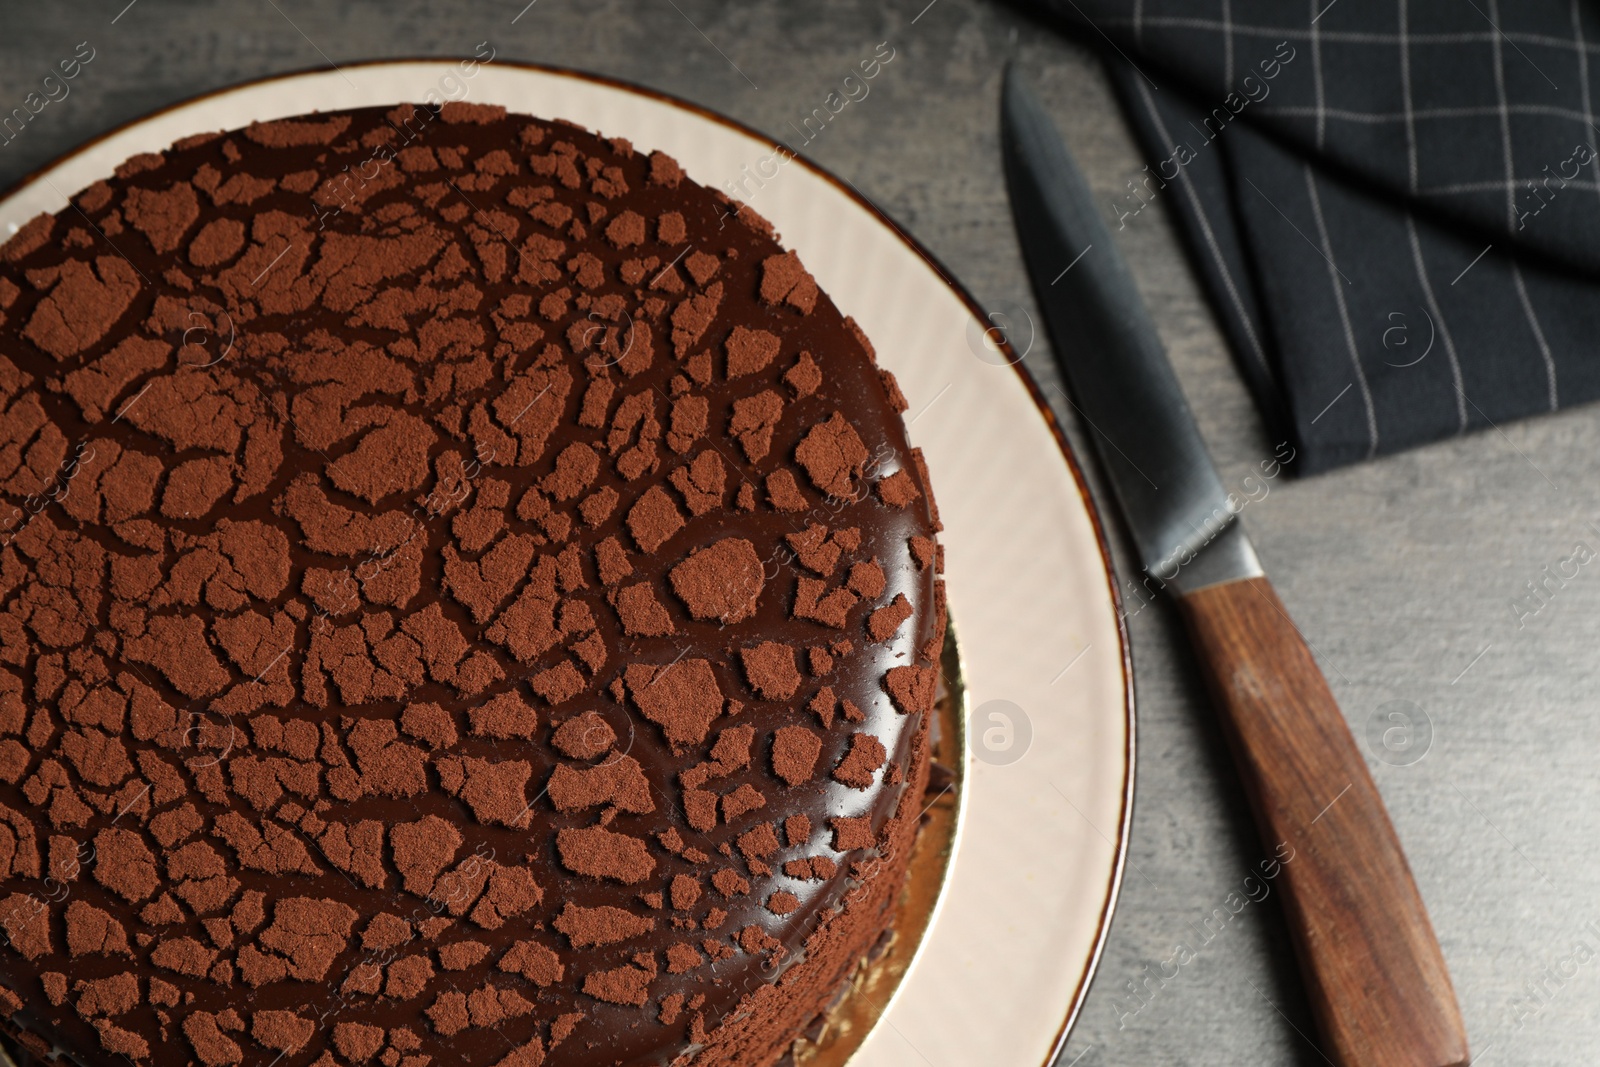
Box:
[1177,576,1468,1067]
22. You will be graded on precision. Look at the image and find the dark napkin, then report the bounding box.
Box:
[1015,0,1600,473]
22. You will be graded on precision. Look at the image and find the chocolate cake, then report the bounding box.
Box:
[0,99,944,1067]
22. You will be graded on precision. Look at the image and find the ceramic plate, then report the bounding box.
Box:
[0,61,1134,1067]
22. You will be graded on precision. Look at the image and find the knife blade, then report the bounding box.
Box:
[1001,66,1469,1067]
[998,67,1257,595]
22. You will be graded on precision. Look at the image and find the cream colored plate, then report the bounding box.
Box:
[0,62,1134,1067]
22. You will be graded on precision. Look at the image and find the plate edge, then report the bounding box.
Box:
[0,59,1138,1066]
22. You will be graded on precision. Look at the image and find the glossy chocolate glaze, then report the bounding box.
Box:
[0,102,942,1067]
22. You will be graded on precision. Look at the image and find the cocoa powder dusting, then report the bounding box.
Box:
[0,103,942,1067]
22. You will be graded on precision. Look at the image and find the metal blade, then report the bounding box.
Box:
[999,66,1260,593]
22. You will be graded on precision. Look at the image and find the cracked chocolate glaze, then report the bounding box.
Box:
[0,101,943,1067]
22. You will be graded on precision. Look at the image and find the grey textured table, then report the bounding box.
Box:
[5,3,1595,1065]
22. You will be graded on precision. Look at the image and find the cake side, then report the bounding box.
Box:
[0,101,944,1067]
[675,710,932,1067]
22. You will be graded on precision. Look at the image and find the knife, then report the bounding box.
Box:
[1000,68,1469,1067]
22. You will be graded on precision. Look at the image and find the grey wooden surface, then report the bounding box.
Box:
[4,2,1596,1065]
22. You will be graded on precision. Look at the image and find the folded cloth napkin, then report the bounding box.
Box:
[1015,0,1600,473]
